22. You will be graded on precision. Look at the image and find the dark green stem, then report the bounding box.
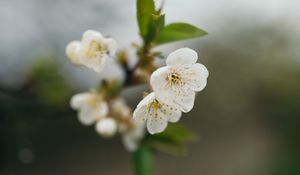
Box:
[132,146,154,175]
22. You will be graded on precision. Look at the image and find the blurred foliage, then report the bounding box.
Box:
[27,58,73,107]
[0,57,75,171]
[198,21,300,175]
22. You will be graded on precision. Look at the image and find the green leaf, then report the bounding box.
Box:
[155,22,208,45]
[150,137,187,156]
[145,14,165,43]
[137,0,155,37]
[157,123,197,142]
[143,124,198,156]
[132,146,154,175]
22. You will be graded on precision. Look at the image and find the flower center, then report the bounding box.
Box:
[168,73,181,84]
[86,40,107,58]
[150,99,162,109]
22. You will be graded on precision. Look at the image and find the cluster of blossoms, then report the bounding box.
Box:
[70,91,144,151]
[66,30,144,151]
[133,48,209,134]
[66,29,208,150]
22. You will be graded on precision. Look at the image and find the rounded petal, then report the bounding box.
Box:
[66,41,81,65]
[136,92,156,108]
[80,54,107,73]
[133,92,157,124]
[82,30,103,44]
[157,87,195,113]
[166,48,198,67]
[78,109,97,126]
[104,38,117,56]
[133,105,147,124]
[160,104,182,123]
[146,111,168,134]
[70,92,92,110]
[95,118,117,138]
[184,63,209,91]
[150,66,170,90]
[173,90,195,113]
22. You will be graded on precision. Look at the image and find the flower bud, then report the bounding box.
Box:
[95,118,117,138]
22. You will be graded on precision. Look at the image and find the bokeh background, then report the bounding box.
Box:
[1,0,300,175]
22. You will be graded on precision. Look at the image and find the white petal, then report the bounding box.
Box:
[104,38,117,56]
[157,87,195,113]
[133,92,156,124]
[160,104,182,123]
[166,48,198,67]
[146,108,168,134]
[136,92,156,108]
[150,66,170,89]
[172,90,195,113]
[82,30,103,44]
[78,108,97,126]
[70,92,92,109]
[133,105,147,124]
[80,54,107,73]
[194,63,209,78]
[184,63,209,91]
[95,118,117,138]
[66,41,81,65]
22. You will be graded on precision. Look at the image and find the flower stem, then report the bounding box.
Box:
[132,146,154,175]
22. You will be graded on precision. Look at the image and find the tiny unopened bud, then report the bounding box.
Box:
[95,118,117,138]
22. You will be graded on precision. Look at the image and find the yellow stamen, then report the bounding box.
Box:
[168,72,181,84]
[86,40,107,58]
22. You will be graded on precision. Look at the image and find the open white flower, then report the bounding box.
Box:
[150,48,209,112]
[66,30,117,72]
[133,92,182,134]
[70,91,108,126]
[122,123,145,151]
[95,118,117,138]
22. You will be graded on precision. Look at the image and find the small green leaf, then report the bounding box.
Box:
[155,22,208,45]
[137,0,155,37]
[159,123,197,142]
[143,124,198,156]
[150,137,187,156]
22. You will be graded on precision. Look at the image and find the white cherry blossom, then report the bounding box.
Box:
[133,92,182,134]
[150,48,209,112]
[66,30,117,72]
[70,91,108,126]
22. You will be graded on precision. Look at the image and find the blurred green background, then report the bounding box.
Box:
[1,0,300,175]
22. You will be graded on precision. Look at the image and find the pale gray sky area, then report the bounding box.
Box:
[0,0,299,88]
